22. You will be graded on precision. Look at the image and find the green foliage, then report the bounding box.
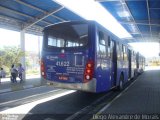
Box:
[26,69,39,75]
[0,46,25,70]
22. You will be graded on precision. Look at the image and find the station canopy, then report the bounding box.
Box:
[0,0,160,44]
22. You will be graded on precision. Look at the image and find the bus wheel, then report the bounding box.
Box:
[118,74,124,91]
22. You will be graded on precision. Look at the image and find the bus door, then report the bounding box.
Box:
[110,39,117,87]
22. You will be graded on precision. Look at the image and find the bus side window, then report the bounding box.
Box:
[117,43,122,60]
[99,31,105,45]
[125,46,128,61]
[108,36,111,47]
[108,36,111,58]
[123,45,128,61]
[110,40,115,58]
[116,43,119,59]
[122,45,124,60]
[119,44,123,60]
[98,31,107,58]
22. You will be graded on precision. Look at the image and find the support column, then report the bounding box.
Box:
[38,36,41,76]
[20,30,26,80]
[38,36,41,59]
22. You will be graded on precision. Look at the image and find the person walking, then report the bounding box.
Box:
[17,63,25,83]
[0,68,6,83]
[10,64,17,83]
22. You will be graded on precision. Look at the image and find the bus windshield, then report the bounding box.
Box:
[44,23,88,48]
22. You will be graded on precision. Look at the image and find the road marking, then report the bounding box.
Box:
[0,89,62,106]
[0,85,45,95]
[0,88,11,93]
[23,85,34,89]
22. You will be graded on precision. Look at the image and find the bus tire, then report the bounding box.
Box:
[118,74,124,91]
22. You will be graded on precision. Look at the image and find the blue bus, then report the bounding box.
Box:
[41,20,144,93]
[136,52,145,74]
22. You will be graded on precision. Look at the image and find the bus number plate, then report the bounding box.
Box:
[59,76,68,80]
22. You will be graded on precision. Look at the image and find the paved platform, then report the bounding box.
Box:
[0,75,46,94]
[98,68,160,114]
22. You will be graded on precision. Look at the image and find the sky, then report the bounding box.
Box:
[0,28,42,53]
[25,33,42,53]
[0,28,159,58]
[129,42,160,58]
[0,28,20,47]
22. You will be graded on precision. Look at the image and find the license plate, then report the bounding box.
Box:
[59,76,68,80]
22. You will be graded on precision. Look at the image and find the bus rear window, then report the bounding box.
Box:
[44,23,88,48]
[48,37,65,47]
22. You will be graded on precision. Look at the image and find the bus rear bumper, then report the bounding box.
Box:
[46,78,97,93]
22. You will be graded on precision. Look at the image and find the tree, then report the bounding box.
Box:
[0,46,25,73]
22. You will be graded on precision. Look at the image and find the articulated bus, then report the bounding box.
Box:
[41,20,145,93]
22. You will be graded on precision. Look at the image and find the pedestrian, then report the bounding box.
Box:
[17,63,25,83]
[10,64,17,83]
[0,68,6,83]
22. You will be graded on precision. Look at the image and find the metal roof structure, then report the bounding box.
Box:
[0,0,160,43]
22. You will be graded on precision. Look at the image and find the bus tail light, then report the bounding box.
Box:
[41,59,46,79]
[84,60,94,83]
